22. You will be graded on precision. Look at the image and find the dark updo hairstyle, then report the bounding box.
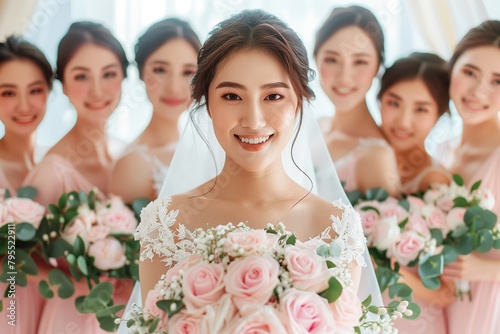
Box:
[55,21,129,83]
[378,52,450,117]
[0,35,53,90]
[450,20,500,70]
[314,5,385,67]
[191,9,315,112]
[135,18,201,79]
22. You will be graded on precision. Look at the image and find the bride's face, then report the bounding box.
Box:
[207,49,299,172]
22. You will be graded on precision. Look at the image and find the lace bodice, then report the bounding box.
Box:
[135,197,367,276]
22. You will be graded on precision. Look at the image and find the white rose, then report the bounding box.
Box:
[373,216,401,251]
[473,188,495,211]
[446,208,466,231]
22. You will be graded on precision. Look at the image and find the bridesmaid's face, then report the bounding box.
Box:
[207,49,298,172]
[142,38,197,122]
[316,26,379,112]
[63,43,123,125]
[0,59,48,136]
[450,46,500,125]
[380,79,439,152]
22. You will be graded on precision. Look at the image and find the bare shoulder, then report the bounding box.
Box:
[299,194,347,232]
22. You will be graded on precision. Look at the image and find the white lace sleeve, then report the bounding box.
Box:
[321,200,367,268]
[134,197,179,263]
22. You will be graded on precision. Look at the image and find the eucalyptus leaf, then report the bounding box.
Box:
[421,276,441,290]
[48,269,75,298]
[77,256,89,276]
[442,245,459,265]
[418,254,443,280]
[15,223,37,241]
[430,228,444,246]
[404,301,422,320]
[388,282,413,299]
[16,186,38,199]
[365,188,389,202]
[39,280,54,299]
[16,249,38,275]
[457,233,478,255]
[476,230,493,253]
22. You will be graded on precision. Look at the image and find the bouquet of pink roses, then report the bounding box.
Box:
[0,186,45,311]
[124,222,406,334]
[354,175,498,301]
[37,190,142,330]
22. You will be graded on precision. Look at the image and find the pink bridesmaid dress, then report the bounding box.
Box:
[445,147,500,334]
[0,168,46,334]
[23,154,132,333]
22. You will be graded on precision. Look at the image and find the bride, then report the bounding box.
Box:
[130,8,383,332]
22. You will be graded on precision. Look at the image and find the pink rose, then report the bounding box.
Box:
[436,197,454,212]
[97,206,137,235]
[358,210,379,242]
[224,229,273,256]
[446,207,466,231]
[87,237,126,270]
[61,217,91,246]
[407,196,425,212]
[280,288,336,333]
[387,231,426,266]
[405,213,431,238]
[423,206,449,235]
[143,285,167,323]
[182,262,225,312]
[200,294,237,334]
[222,305,287,334]
[330,287,362,333]
[4,197,45,228]
[224,254,279,315]
[380,202,409,223]
[168,310,203,334]
[0,203,12,227]
[86,224,111,242]
[372,216,401,251]
[284,240,330,293]
[166,254,203,282]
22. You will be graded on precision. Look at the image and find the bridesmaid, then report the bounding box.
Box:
[314,5,400,195]
[379,53,450,193]
[110,18,201,203]
[23,22,131,333]
[378,52,454,334]
[441,20,500,334]
[0,35,52,334]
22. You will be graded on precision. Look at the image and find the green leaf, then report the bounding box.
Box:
[442,245,459,265]
[418,254,443,281]
[319,277,343,303]
[316,244,329,257]
[404,301,421,320]
[73,236,86,257]
[131,197,150,218]
[15,223,37,241]
[389,282,413,299]
[286,234,297,245]
[97,315,119,332]
[79,191,88,205]
[476,230,494,253]
[96,304,125,318]
[360,206,380,215]
[361,294,372,308]
[4,189,11,199]
[77,256,89,276]
[48,269,75,298]
[326,260,336,269]
[16,186,38,199]
[494,238,500,250]
[39,280,54,299]
[157,300,184,317]
[453,174,464,186]
[48,204,61,215]
[430,228,444,246]
[16,249,39,275]
[398,199,410,212]
[453,197,469,208]
[451,225,468,238]
[329,242,341,258]
[421,276,441,289]
[346,190,362,206]
[457,233,478,255]
[58,193,68,209]
[365,188,389,202]
[470,180,482,192]
[375,266,400,292]
[76,282,114,314]
[49,239,72,258]
[367,305,380,314]
[67,192,80,208]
